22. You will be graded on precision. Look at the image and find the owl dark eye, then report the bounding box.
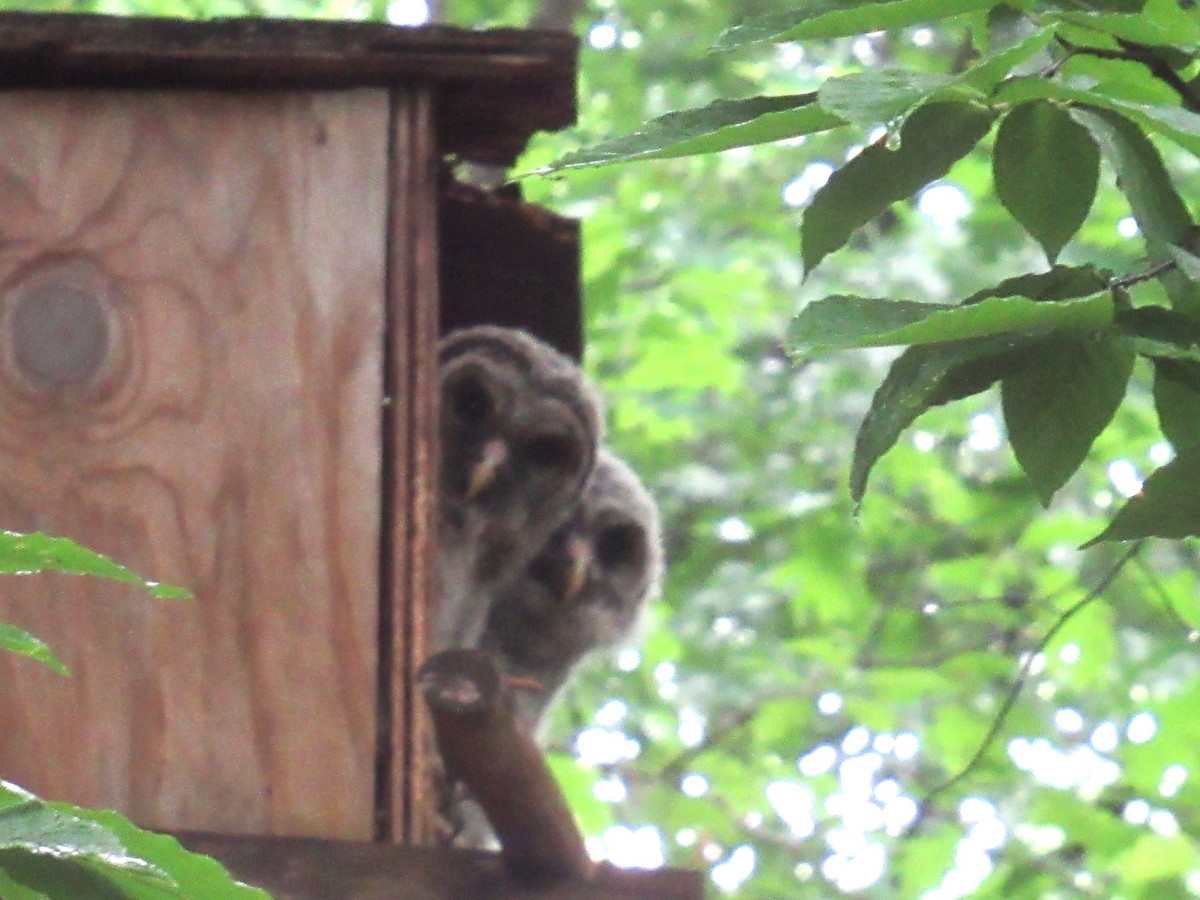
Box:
[522,433,579,470]
[595,523,645,570]
[527,548,560,589]
[449,376,493,424]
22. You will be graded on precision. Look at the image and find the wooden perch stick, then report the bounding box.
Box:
[418,649,593,884]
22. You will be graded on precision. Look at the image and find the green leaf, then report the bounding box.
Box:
[0,785,175,900]
[1110,834,1198,883]
[993,101,1100,262]
[1071,107,1192,245]
[1153,359,1200,450]
[1056,0,1200,49]
[1165,243,1200,282]
[995,78,1200,157]
[954,26,1056,93]
[1086,445,1200,543]
[1114,305,1200,361]
[817,69,955,130]
[63,807,270,900]
[0,782,268,900]
[715,0,999,49]
[541,95,845,172]
[0,624,68,676]
[959,264,1111,304]
[801,101,996,272]
[790,290,1114,356]
[0,867,43,899]
[1001,334,1134,504]
[1059,55,1182,106]
[0,532,190,600]
[852,334,1037,501]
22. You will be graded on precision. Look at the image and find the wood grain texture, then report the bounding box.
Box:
[381,87,441,845]
[0,89,390,839]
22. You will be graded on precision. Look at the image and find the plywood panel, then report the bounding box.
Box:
[0,89,390,839]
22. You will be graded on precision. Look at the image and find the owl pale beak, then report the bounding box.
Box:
[466,439,507,500]
[562,535,592,604]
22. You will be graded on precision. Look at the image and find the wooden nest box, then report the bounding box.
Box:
[0,12,701,898]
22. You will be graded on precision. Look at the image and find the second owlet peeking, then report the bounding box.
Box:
[482,448,664,734]
[434,325,603,652]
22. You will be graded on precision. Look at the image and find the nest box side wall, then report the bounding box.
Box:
[0,88,392,839]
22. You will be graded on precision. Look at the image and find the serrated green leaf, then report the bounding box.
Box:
[0,785,176,900]
[1059,55,1182,106]
[0,624,68,676]
[852,334,1038,501]
[1056,0,1200,49]
[994,101,1100,262]
[1071,107,1192,246]
[961,265,1111,304]
[801,101,996,272]
[790,290,1114,356]
[1086,445,1200,543]
[1002,334,1134,504]
[817,69,955,130]
[715,0,998,49]
[541,94,845,172]
[1113,305,1200,362]
[0,782,267,900]
[995,78,1200,157]
[64,807,270,900]
[0,532,190,600]
[1153,359,1200,450]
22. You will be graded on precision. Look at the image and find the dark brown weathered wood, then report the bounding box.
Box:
[177,832,706,899]
[419,650,591,883]
[0,11,576,164]
[440,179,582,359]
[381,86,442,845]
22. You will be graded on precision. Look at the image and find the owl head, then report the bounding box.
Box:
[436,328,600,595]
[484,448,663,701]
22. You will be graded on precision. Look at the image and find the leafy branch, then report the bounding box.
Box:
[914,541,1144,815]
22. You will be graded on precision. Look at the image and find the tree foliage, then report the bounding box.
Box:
[525,0,1200,895]
[546,0,1200,548]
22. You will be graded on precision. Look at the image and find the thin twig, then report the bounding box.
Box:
[1111,259,1177,289]
[1051,37,1200,113]
[914,541,1144,816]
[659,707,757,782]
